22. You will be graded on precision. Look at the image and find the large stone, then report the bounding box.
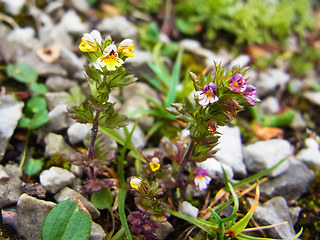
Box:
[250,196,296,238]
[258,96,280,114]
[44,132,76,158]
[116,122,146,149]
[46,75,78,92]
[260,159,315,201]
[2,27,36,62]
[58,9,89,34]
[0,95,24,161]
[256,68,290,97]
[18,51,67,77]
[90,222,107,240]
[47,104,74,132]
[303,91,320,106]
[97,16,137,39]
[67,122,92,145]
[178,201,199,218]
[214,126,246,178]
[44,91,71,110]
[243,139,291,177]
[0,164,22,208]
[2,0,25,15]
[17,194,56,240]
[229,54,251,68]
[54,187,100,219]
[39,166,76,193]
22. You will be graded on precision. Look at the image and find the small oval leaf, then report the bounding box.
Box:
[24,158,43,176]
[91,188,113,209]
[41,199,92,240]
[7,63,37,83]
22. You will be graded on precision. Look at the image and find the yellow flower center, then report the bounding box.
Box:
[197,176,204,181]
[205,90,214,98]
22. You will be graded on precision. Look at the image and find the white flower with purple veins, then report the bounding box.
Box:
[243,84,257,106]
[195,82,219,107]
[194,167,211,191]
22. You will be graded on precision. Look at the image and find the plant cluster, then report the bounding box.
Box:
[38,30,302,240]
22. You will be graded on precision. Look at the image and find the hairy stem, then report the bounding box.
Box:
[88,110,100,178]
[176,139,195,200]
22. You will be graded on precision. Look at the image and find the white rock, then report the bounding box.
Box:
[229,54,251,68]
[44,91,70,110]
[44,132,76,157]
[290,111,306,130]
[258,96,280,114]
[197,157,233,182]
[97,16,137,39]
[46,76,78,92]
[0,165,9,180]
[47,104,74,132]
[117,122,146,149]
[213,126,246,177]
[70,164,83,178]
[2,0,25,15]
[243,139,291,176]
[67,122,91,145]
[305,138,319,149]
[59,9,88,34]
[303,91,320,106]
[0,95,24,160]
[297,147,320,170]
[256,68,290,96]
[91,222,107,240]
[178,201,199,218]
[39,167,75,193]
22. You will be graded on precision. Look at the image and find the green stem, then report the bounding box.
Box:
[176,138,195,200]
[117,123,138,240]
[19,129,30,169]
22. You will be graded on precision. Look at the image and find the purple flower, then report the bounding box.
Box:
[229,74,247,93]
[195,82,219,107]
[243,84,257,106]
[194,167,211,191]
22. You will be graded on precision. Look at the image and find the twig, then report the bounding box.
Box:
[176,139,195,200]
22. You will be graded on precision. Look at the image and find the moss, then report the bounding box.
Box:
[295,173,320,239]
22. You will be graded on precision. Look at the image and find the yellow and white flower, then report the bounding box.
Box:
[79,30,102,52]
[118,39,134,58]
[97,44,124,71]
[130,177,142,191]
[149,157,160,172]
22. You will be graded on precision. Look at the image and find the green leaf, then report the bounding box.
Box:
[24,158,43,176]
[261,109,296,127]
[236,227,303,240]
[91,188,113,209]
[68,101,94,124]
[7,63,37,84]
[41,199,92,240]
[29,83,48,94]
[29,109,50,130]
[165,47,183,106]
[175,18,198,35]
[18,117,31,129]
[167,208,218,237]
[229,183,260,236]
[25,96,48,116]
